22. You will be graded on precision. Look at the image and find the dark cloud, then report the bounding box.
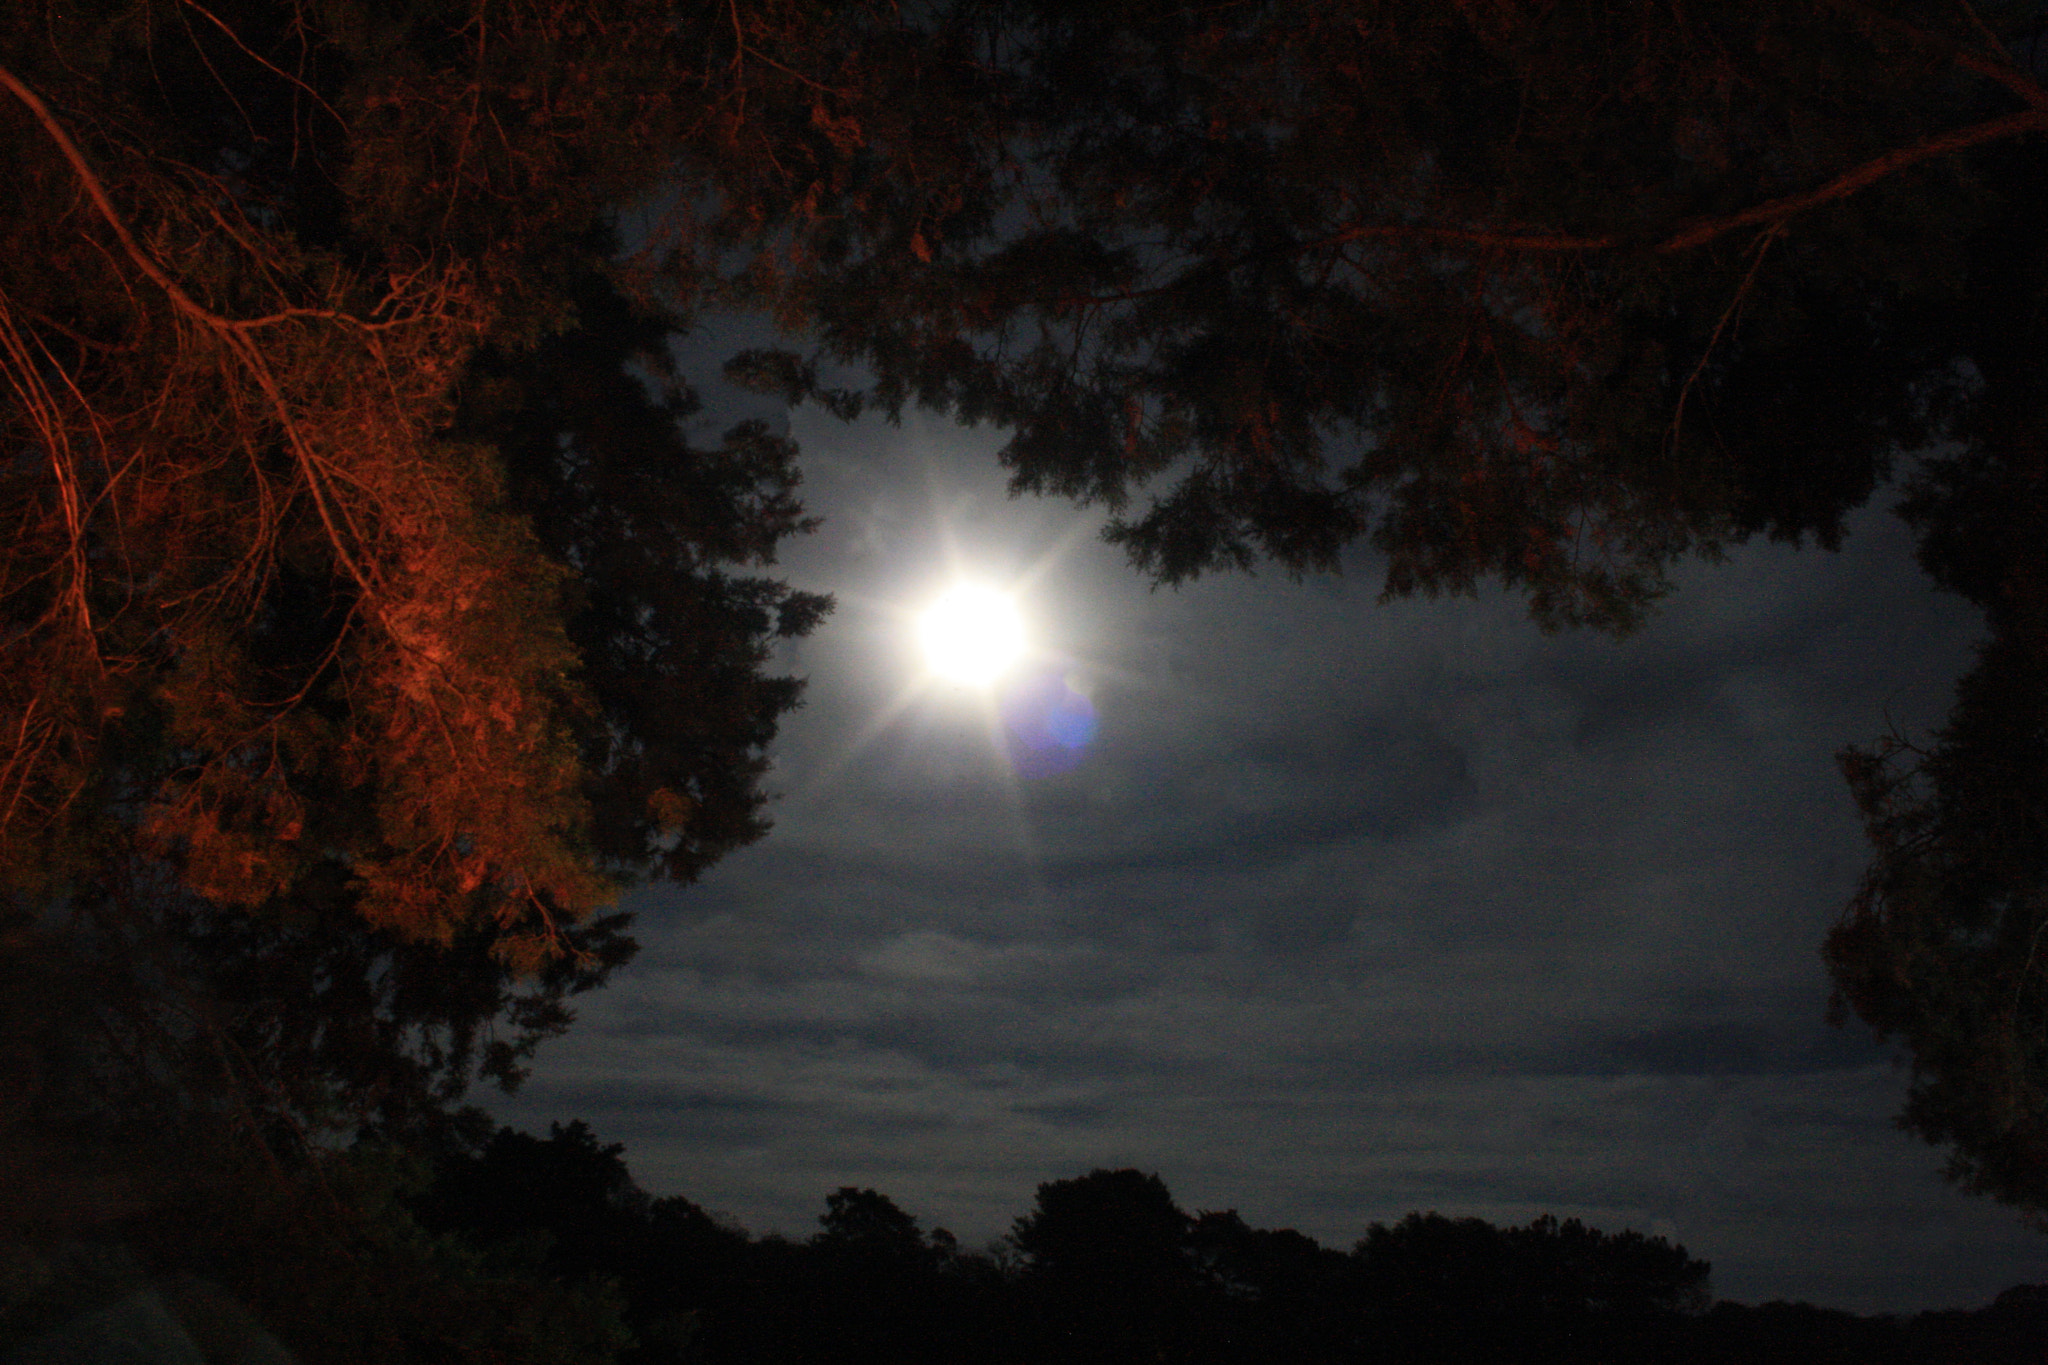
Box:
[1012,1101,1113,1129]
[1578,1020,1857,1078]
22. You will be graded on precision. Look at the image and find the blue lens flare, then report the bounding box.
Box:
[1001,667,1099,777]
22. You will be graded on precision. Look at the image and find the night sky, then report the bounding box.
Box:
[498,393,2046,1316]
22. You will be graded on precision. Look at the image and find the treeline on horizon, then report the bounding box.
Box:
[381,1119,2048,1364]
[55,1116,2048,1365]
[5,1116,2044,1362]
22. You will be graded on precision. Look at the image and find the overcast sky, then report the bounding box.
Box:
[498,399,2045,1315]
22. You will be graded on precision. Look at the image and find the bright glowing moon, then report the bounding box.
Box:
[919,584,1026,685]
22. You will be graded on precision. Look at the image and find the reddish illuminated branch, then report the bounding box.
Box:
[1654,106,2048,252]
[0,61,389,606]
[1312,108,2048,260]
[1049,98,2048,320]
[0,64,225,332]
[178,0,347,129]
[1820,0,2048,114]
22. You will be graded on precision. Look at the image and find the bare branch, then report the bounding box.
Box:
[178,0,347,129]
[0,61,401,610]
[1655,107,2048,252]
[1669,223,1784,451]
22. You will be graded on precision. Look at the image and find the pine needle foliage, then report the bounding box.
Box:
[0,0,849,1138]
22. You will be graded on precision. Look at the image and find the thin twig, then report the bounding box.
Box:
[1668,222,1783,451]
[0,61,385,605]
[178,0,346,131]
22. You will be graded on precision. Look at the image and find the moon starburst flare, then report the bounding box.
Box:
[918,584,1028,685]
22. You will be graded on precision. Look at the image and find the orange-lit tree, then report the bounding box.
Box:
[0,0,857,1146]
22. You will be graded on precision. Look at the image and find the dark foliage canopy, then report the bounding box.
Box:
[1356,1211,1713,1317]
[737,0,2048,630]
[1826,236,2048,1214]
[0,0,852,1155]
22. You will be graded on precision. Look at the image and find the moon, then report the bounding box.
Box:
[918,584,1027,686]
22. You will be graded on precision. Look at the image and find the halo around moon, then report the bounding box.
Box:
[918,584,1027,685]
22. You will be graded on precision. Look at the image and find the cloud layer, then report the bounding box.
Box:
[498,410,2043,1313]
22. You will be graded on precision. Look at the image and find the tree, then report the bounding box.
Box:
[739,0,2048,631]
[1009,1169,1203,1362]
[0,1140,635,1365]
[1189,1210,1348,1305]
[0,0,855,1146]
[1827,397,2048,1213]
[1836,626,2048,1223]
[1187,1211,1352,1362]
[1011,1168,1193,1284]
[417,1120,652,1258]
[795,1189,987,1365]
[1352,1213,1711,1364]
[1819,114,2048,1216]
[814,1187,940,1263]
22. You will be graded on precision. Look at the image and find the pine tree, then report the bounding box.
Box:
[0,0,855,1143]
[741,0,2047,631]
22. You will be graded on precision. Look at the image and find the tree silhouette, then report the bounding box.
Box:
[1188,1211,1353,1363]
[1010,1169,1204,1363]
[1355,1211,1710,1319]
[815,1187,935,1261]
[788,1188,990,1365]
[738,0,2048,631]
[1824,135,2048,1218]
